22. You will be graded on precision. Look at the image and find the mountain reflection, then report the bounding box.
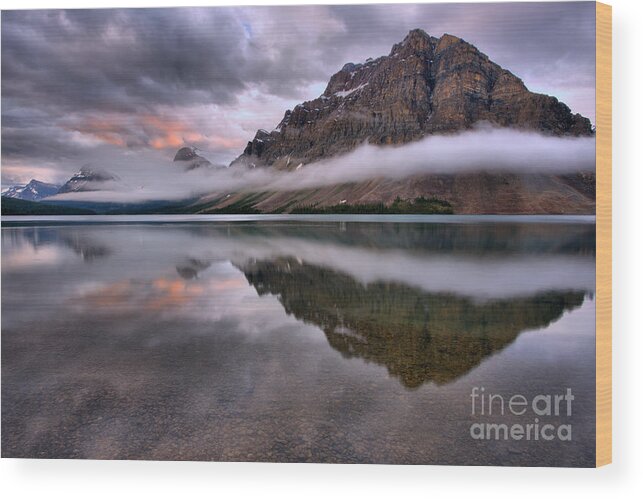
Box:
[1,226,112,262]
[176,258,212,280]
[239,257,586,387]
[2,221,594,388]
[182,220,596,257]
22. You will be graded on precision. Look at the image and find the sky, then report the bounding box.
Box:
[1,2,596,188]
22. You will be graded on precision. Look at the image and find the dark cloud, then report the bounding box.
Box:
[1,3,596,186]
[2,9,243,114]
[1,124,82,162]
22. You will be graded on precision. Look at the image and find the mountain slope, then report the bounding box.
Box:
[233,29,593,170]
[193,171,594,215]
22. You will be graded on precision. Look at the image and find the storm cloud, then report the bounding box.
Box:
[1,3,596,187]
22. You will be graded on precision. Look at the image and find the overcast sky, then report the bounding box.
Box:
[1,2,596,187]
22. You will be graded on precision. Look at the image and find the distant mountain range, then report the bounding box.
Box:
[2,179,61,201]
[2,149,213,212]
[2,166,117,201]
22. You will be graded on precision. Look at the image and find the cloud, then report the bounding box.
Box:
[49,128,595,204]
[274,127,596,188]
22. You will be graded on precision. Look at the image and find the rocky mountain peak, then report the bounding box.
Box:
[404,27,433,43]
[391,28,437,56]
[173,147,198,162]
[74,166,115,181]
[435,33,463,51]
[57,166,118,194]
[232,28,594,170]
[173,146,213,170]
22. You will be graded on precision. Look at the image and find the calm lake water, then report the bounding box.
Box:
[1,215,596,465]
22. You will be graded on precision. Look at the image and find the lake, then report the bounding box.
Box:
[1,215,596,465]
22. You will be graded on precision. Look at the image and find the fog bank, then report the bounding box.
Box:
[51,128,595,204]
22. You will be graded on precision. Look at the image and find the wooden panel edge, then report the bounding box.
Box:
[595,1,612,468]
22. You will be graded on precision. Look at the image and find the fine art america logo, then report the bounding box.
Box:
[469,387,574,442]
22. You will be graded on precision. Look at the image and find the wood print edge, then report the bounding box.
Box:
[595,0,612,468]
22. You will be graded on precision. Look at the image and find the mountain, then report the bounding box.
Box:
[232,29,593,170]
[173,147,213,170]
[57,166,118,194]
[1,179,61,201]
[188,28,597,215]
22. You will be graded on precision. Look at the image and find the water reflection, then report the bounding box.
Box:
[1,219,596,464]
[2,226,112,262]
[176,258,211,280]
[240,257,587,387]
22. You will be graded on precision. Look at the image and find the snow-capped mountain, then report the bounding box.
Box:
[57,166,119,194]
[1,179,61,201]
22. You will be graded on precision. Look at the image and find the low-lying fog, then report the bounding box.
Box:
[50,127,596,204]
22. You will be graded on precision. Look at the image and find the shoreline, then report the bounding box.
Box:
[0,213,597,226]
